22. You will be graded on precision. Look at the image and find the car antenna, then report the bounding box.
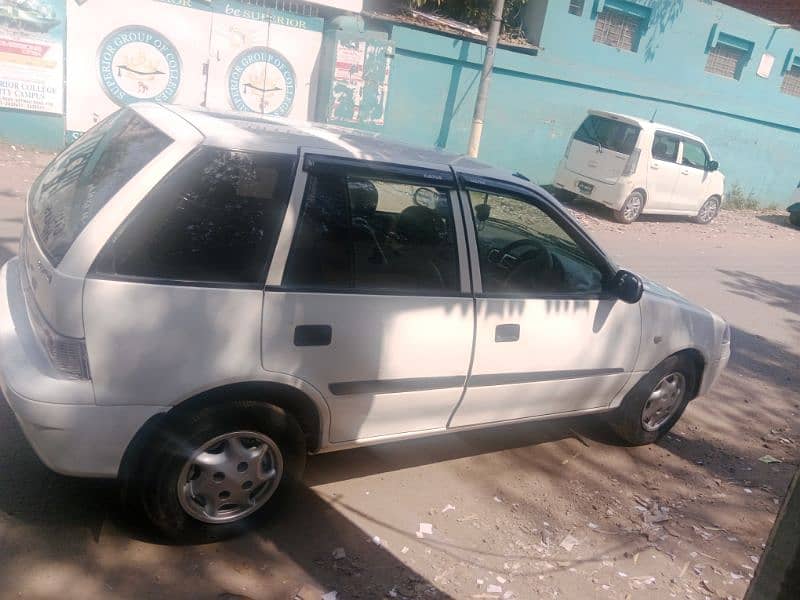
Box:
[650,108,658,123]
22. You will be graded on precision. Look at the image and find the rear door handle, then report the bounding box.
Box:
[495,324,520,343]
[294,325,332,347]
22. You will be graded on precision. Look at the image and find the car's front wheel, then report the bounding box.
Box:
[613,191,645,224]
[609,355,697,445]
[694,196,721,224]
[129,401,306,541]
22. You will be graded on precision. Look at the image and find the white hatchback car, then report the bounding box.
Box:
[554,110,725,224]
[0,105,730,539]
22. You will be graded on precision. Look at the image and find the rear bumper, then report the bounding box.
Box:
[553,162,631,210]
[0,258,165,478]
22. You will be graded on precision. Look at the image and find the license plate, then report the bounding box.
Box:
[577,181,594,195]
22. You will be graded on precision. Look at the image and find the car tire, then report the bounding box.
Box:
[554,189,576,203]
[127,401,306,542]
[790,211,800,228]
[694,196,720,224]
[613,191,644,224]
[608,355,697,446]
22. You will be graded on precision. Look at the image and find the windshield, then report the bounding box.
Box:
[573,114,641,155]
[28,110,171,265]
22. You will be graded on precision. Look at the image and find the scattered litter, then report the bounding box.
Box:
[371,535,381,545]
[601,584,610,591]
[692,525,714,541]
[568,567,577,573]
[503,592,515,600]
[416,531,424,539]
[588,522,599,529]
[442,504,456,513]
[388,587,398,598]
[487,584,503,594]
[418,522,433,536]
[759,455,782,464]
[750,555,759,564]
[321,592,338,600]
[559,534,580,552]
[633,553,639,565]
[331,547,346,560]
[401,546,409,554]
[617,571,628,578]
[679,562,689,578]
[477,578,485,586]
[744,488,753,494]
[690,552,698,558]
[731,572,744,580]
[700,580,716,595]
[458,514,479,523]
[496,576,507,584]
[494,496,503,503]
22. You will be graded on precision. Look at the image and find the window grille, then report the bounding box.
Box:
[781,65,800,97]
[705,44,745,79]
[592,9,641,52]
[569,0,585,16]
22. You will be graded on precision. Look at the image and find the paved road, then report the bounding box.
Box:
[0,146,798,600]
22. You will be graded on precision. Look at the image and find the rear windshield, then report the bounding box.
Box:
[29,109,171,265]
[573,115,641,155]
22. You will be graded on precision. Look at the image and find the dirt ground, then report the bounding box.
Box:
[0,143,798,600]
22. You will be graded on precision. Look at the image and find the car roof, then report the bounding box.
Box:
[150,104,513,179]
[587,110,706,144]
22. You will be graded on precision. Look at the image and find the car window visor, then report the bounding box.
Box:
[303,154,455,185]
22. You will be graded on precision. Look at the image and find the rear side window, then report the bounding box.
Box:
[574,115,640,155]
[93,148,296,287]
[652,132,679,162]
[283,172,460,294]
[29,110,171,265]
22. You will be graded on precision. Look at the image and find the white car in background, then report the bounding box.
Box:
[0,104,730,540]
[554,110,725,224]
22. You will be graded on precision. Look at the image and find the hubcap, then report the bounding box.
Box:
[178,431,283,524]
[641,372,686,431]
[698,199,719,223]
[624,195,643,221]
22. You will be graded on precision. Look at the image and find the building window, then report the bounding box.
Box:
[781,64,800,97]
[705,44,746,79]
[569,0,585,16]
[592,9,642,52]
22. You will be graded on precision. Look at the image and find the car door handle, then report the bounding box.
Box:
[495,324,520,343]
[294,325,332,347]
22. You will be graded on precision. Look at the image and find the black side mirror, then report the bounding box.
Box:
[707,160,719,172]
[609,270,643,304]
[475,204,491,222]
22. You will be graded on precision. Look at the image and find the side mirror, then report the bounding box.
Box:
[609,270,643,304]
[413,187,438,209]
[474,204,491,222]
[707,160,719,172]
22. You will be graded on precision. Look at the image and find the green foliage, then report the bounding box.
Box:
[724,184,761,210]
[407,0,530,32]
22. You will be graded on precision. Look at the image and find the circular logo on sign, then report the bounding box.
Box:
[228,47,296,116]
[97,26,181,105]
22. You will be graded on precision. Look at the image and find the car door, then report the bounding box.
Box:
[647,131,682,210]
[262,152,474,444]
[671,139,712,213]
[449,174,642,428]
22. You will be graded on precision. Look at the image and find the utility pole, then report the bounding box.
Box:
[467,0,505,158]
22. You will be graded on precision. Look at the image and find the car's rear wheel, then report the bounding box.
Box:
[694,196,720,224]
[790,211,800,228]
[609,355,697,445]
[128,401,305,541]
[613,191,644,224]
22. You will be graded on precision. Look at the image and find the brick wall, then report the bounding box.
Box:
[722,0,800,30]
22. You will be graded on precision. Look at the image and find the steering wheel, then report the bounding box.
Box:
[494,238,556,290]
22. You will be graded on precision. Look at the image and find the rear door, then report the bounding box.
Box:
[564,114,640,187]
[449,174,641,428]
[647,131,682,210]
[262,153,474,444]
[671,139,712,212]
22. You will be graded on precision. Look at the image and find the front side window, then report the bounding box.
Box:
[681,140,709,170]
[94,148,296,286]
[574,115,640,155]
[283,172,460,294]
[652,133,680,162]
[468,190,603,296]
[30,110,171,265]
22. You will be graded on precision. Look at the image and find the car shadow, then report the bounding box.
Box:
[565,198,693,225]
[756,213,797,230]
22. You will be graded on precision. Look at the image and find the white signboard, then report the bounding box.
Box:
[0,0,64,114]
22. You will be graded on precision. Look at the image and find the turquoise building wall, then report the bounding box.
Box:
[378,0,800,206]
